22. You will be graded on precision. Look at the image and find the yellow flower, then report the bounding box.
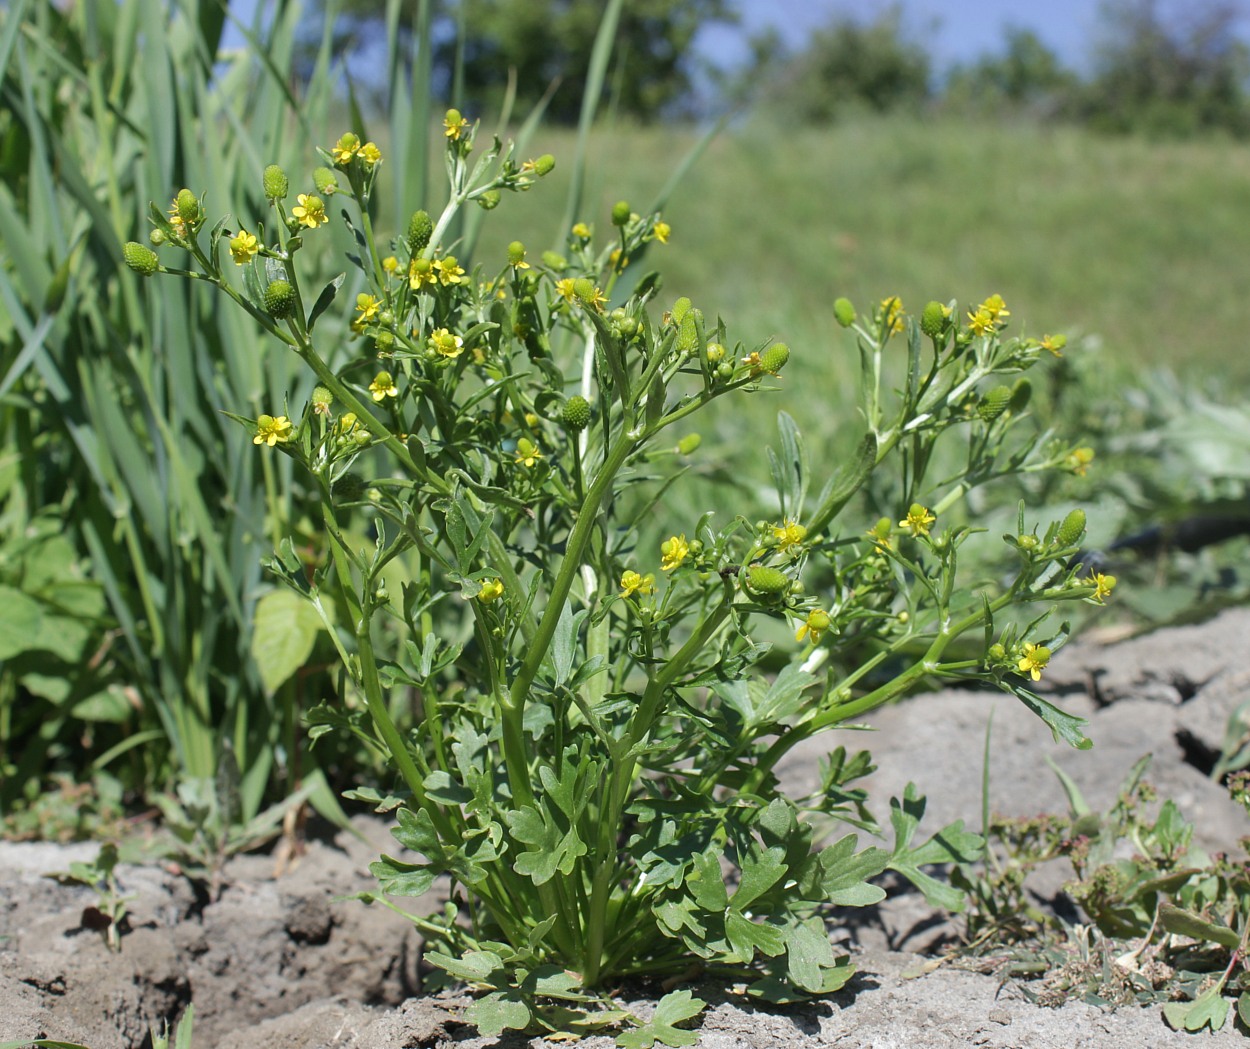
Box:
[409,258,437,290]
[253,414,292,447]
[355,293,382,321]
[796,609,832,645]
[619,570,656,598]
[1017,642,1051,682]
[292,194,328,228]
[359,141,382,167]
[477,578,504,602]
[331,133,360,165]
[1041,333,1067,357]
[967,308,995,336]
[229,230,259,265]
[898,503,936,538]
[443,109,470,141]
[880,296,905,336]
[1085,572,1117,603]
[1065,446,1095,477]
[428,327,464,359]
[368,371,397,401]
[609,248,629,269]
[660,534,690,572]
[434,256,465,286]
[382,255,400,276]
[571,222,591,239]
[653,220,671,244]
[554,278,578,303]
[741,351,764,376]
[980,293,1010,321]
[772,520,808,551]
[166,198,186,238]
[514,438,543,468]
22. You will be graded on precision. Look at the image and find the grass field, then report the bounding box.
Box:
[478,113,1250,387]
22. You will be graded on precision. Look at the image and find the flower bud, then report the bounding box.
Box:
[833,297,856,328]
[705,342,726,363]
[541,251,567,272]
[313,166,339,195]
[1055,508,1086,549]
[532,154,555,176]
[407,210,433,254]
[758,342,790,375]
[149,229,167,247]
[746,565,790,596]
[122,241,159,276]
[920,301,947,338]
[263,164,289,201]
[977,385,1012,422]
[611,200,631,226]
[477,189,501,210]
[561,395,591,431]
[263,279,297,319]
[677,433,701,455]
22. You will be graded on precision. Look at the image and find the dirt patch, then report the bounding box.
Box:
[4,609,1250,1048]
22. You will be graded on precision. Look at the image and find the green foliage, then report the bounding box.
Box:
[945,28,1077,116]
[957,755,1250,1035]
[44,842,132,951]
[150,1005,195,1049]
[1075,0,1250,138]
[749,5,931,123]
[318,0,735,123]
[136,73,1110,1032]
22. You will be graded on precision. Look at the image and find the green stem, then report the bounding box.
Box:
[503,432,637,803]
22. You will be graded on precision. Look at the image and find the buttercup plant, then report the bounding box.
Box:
[128,113,1110,1040]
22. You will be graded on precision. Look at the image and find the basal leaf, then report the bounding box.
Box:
[250,588,324,694]
[617,989,705,1049]
[466,991,532,1037]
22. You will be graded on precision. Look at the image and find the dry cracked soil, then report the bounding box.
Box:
[5,607,1250,1048]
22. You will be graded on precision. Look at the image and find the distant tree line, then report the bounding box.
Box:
[309,0,1250,137]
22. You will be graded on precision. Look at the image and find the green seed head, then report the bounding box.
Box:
[920,301,948,338]
[123,241,160,276]
[149,228,167,247]
[311,386,334,412]
[542,251,567,272]
[262,164,289,201]
[572,277,596,305]
[1009,378,1033,413]
[675,310,700,356]
[313,166,338,195]
[677,433,701,455]
[671,296,692,325]
[176,188,201,226]
[263,279,297,318]
[532,154,556,176]
[507,241,526,266]
[746,565,790,596]
[977,385,1013,422]
[611,200,631,226]
[759,342,790,374]
[406,210,433,254]
[561,395,591,432]
[833,297,856,328]
[1055,508,1086,549]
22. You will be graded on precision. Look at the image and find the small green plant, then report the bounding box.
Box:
[44,842,133,951]
[151,1004,195,1049]
[131,111,1106,1040]
[958,755,1250,1036]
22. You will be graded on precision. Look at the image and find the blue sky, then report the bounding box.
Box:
[706,0,1101,73]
